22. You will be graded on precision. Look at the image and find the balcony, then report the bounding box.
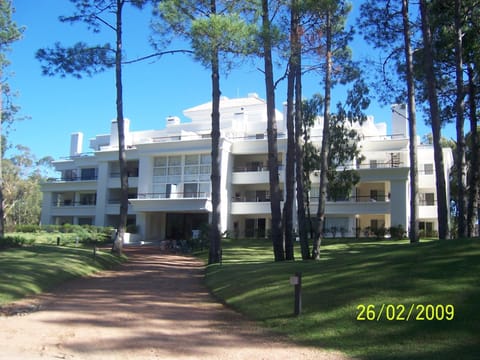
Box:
[230,201,273,215]
[232,165,284,185]
[130,192,212,212]
[50,202,97,217]
[309,196,391,215]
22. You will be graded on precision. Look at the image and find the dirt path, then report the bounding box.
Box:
[0,246,350,360]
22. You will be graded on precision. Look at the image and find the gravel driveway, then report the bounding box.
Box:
[0,246,350,360]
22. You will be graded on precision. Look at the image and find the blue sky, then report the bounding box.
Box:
[6,0,454,161]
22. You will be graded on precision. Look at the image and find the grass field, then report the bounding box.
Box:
[0,245,125,305]
[204,238,480,360]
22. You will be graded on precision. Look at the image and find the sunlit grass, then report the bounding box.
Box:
[204,238,480,359]
[0,245,125,305]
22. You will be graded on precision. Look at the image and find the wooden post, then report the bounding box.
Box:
[290,272,302,316]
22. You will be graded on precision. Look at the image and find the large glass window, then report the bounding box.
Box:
[152,154,211,198]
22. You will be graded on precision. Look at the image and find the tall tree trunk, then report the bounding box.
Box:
[292,0,310,260]
[419,0,449,240]
[466,63,479,237]
[284,55,295,260]
[112,0,128,255]
[402,0,419,243]
[454,0,467,238]
[262,0,284,261]
[0,76,4,238]
[208,0,222,265]
[283,0,299,261]
[312,11,332,260]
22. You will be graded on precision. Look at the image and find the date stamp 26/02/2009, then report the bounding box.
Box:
[356,304,455,321]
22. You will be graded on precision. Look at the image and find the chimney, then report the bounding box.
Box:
[391,104,408,138]
[70,132,83,157]
[166,116,181,126]
[110,118,130,146]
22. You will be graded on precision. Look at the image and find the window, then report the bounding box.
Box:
[81,168,96,180]
[168,156,181,166]
[63,169,76,181]
[78,217,94,226]
[185,154,199,165]
[424,163,434,175]
[184,183,209,198]
[79,193,96,205]
[419,221,434,236]
[425,193,435,206]
[153,154,211,196]
[419,193,435,206]
[154,157,166,167]
[245,218,266,238]
[370,160,378,169]
[184,183,198,198]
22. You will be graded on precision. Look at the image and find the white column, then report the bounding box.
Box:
[390,179,408,230]
[136,212,146,240]
[219,139,232,233]
[138,155,153,195]
[40,191,53,225]
[95,161,109,227]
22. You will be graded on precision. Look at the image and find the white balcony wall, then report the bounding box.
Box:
[107,176,139,189]
[418,205,438,219]
[232,171,270,185]
[323,201,391,216]
[129,198,212,213]
[42,181,97,192]
[418,173,435,188]
[230,202,272,215]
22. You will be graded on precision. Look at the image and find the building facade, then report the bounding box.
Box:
[41,94,453,241]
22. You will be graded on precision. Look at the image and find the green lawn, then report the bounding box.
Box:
[0,245,125,305]
[205,238,480,360]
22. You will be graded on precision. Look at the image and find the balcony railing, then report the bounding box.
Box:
[309,195,391,202]
[52,201,96,207]
[109,170,139,178]
[233,164,284,172]
[357,162,405,169]
[137,192,211,199]
[46,175,98,182]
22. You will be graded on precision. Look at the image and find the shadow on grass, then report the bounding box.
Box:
[206,238,480,360]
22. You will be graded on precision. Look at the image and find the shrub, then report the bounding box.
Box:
[0,235,33,249]
[389,224,407,240]
[373,227,386,239]
[15,224,41,233]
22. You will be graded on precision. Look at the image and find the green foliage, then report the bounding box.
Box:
[389,224,407,239]
[2,144,55,231]
[156,0,256,71]
[0,235,33,249]
[205,238,480,360]
[12,225,115,245]
[190,13,256,69]
[36,42,115,78]
[0,0,24,67]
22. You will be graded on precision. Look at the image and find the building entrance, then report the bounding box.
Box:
[166,213,209,240]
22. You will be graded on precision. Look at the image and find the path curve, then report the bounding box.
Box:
[0,246,350,360]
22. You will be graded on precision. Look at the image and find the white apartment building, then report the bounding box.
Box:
[40,93,453,241]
